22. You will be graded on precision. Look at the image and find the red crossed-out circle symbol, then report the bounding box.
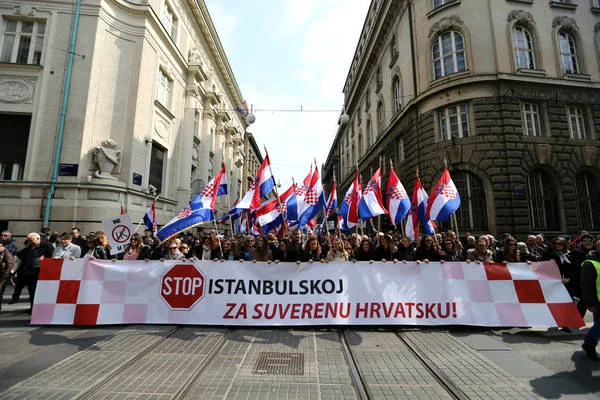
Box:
[112,225,131,243]
[160,264,205,310]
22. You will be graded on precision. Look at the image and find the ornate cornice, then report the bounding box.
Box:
[507,9,535,25]
[429,15,464,38]
[552,16,579,32]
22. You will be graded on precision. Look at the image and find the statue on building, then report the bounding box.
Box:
[93,139,121,180]
[188,47,203,66]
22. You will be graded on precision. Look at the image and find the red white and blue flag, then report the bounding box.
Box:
[234,180,256,211]
[320,180,338,233]
[217,163,228,196]
[235,155,275,211]
[143,200,157,236]
[255,198,284,233]
[286,168,313,225]
[298,167,326,227]
[405,176,435,240]
[277,183,297,218]
[339,170,361,232]
[386,168,410,226]
[358,167,388,219]
[325,180,338,216]
[251,155,276,209]
[426,167,461,222]
[236,100,249,118]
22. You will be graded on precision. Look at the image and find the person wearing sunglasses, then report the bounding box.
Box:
[163,241,185,260]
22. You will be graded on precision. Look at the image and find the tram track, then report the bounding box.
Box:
[78,326,232,400]
[395,331,469,400]
[338,329,471,400]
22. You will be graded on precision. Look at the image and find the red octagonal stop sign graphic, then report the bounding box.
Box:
[160,264,205,310]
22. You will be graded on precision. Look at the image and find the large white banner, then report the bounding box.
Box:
[31,258,585,327]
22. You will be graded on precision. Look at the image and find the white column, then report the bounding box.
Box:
[198,98,214,184]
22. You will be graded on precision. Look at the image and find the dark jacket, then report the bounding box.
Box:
[581,258,600,308]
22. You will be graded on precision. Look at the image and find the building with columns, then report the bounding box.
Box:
[0,0,254,238]
[324,0,600,239]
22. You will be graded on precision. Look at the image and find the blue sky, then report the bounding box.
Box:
[204,1,370,190]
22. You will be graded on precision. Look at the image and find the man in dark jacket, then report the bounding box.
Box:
[581,251,600,360]
[1,230,18,255]
[14,232,53,312]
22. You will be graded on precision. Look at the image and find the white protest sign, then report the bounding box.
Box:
[102,214,133,255]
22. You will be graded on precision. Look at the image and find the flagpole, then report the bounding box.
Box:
[446,156,460,240]
[221,160,235,238]
[212,217,223,258]
[264,145,287,236]
[377,156,382,233]
[134,192,161,234]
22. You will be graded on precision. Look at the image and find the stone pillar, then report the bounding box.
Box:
[198,97,214,184]
[225,129,235,197]
[214,115,225,173]
[174,92,196,208]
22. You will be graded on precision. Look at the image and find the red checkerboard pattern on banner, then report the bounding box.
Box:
[30,259,585,327]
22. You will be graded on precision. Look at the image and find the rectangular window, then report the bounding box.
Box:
[1,19,45,64]
[398,139,405,162]
[161,3,176,39]
[433,0,455,8]
[157,69,173,108]
[0,114,30,181]
[521,102,542,137]
[149,143,165,194]
[594,0,600,8]
[568,106,587,139]
[439,103,469,141]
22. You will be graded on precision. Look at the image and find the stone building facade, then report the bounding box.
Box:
[323,0,600,238]
[0,0,253,238]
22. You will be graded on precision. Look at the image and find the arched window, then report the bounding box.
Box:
[558,30,579,74]
[432,31,466,79]
[575,172,600,230]
[451,171,487,231]
[392,76,402,113]
[377,101,385,134]
[358,132,363,157]
[512,26,535,70]
[398,139,405,163]
[527,169,559,230]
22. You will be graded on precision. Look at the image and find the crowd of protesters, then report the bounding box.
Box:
[0,226,599,359]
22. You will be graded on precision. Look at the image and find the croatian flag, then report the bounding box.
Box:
[405,209,417,241]
[426,167,461,222]
[218,199,239,224]
[409,176,435,238]
[255,198,284,233]
[277,183,297,218]
[386,168,410,226]
[143,200,157,236]
[251,155,276,209]
[217,163,228,196]
[236,100,249,118]
[325,180,338,216]
[339,170,361,232]
[298,167,326,227]
[156,171,221,242]
[235,180,257,211]
[320,181,338,232]
[358,167,388,219]
[286,168,313,225]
